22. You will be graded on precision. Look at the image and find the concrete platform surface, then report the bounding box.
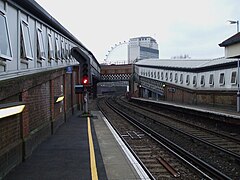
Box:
[92,111,150,180]
[4,109,150,180]
[4,111,107,180]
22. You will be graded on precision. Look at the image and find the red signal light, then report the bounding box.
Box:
[82,76,88,85]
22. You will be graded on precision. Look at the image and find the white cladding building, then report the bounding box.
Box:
[128,37,159,63]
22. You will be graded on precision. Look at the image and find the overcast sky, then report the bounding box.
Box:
[35,0,240,63]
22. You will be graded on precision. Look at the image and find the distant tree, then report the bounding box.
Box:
[171,54,191,59]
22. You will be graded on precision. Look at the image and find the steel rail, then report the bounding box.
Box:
[96,98,156,180]
[107,98,231,180]
[116,98,240,161]
[121,98,240,143]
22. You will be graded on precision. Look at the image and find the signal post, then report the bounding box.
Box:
[71,47,92,116]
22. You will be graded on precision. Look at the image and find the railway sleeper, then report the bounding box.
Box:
[141,159,157,163]
[148,167,168,173]
[134,148,152,152]
[136,151,152,155]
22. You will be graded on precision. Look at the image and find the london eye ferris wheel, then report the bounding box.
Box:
[104,41,128,65]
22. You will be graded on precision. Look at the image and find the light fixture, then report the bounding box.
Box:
[55,96,64,103]
[0,102,25,119]
[228,20,239,32]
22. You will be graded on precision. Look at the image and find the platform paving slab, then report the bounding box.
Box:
[92,111,142,180]
[4,111,106,180]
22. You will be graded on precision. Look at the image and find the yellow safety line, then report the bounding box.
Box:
[88,117,98,180]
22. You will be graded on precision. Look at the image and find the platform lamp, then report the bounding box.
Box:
[0,102,25,119]
[228,20,239,112]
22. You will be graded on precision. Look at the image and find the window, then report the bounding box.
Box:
[170,72,173,81]
[0,11,12,60]
[55,36,60,59]
[61,38,65,59]
[193,76,197,86]
[69,44,72,59]
[48,33,54,60]
[180,74,183,84]
[161,72,164,80]
[151,71,153,77]
[174,73,178,82]
[37,28,46,60]
[209,74,214,86]
[200,75,205,87]
[186,74,190,85]
[231,71,237,84]
[20,20,33,60]
[165,72,168,80]
[219,73,225,85]
[154,71,156,78]
[157,72,160,79]
[65,41,69,59]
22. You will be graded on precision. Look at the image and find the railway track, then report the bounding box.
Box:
[119,97,240,157]
[97,97,231,179]
[109,96,240,179]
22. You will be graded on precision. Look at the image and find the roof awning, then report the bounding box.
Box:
[71,47,90,64]
[219,32,240,47]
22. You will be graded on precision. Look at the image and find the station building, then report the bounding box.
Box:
[133,32,240,109]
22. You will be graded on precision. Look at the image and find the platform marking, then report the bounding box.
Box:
[88,117,98,180]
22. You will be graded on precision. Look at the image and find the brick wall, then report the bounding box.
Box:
[0,66,81,178]
[163,84,236,108]
[65,73,72,118]
[21,82,52,158]
[196,93,214,106]
[53,76,64,120]
[26,83,51,132]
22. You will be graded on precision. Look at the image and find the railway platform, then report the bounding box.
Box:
[131,97,240,125]
[5,108,148,179]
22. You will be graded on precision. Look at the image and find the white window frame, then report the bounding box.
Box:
[20,20,33,60]
[193,75,197,87]
[200,75,205,87]
[37,28,46,60]
[0,11,13,60]
[170,72,173,81]
[65,41,69,59]
[174,73,178,83]
[61,38,65,59]
[186,74,190,85]
[55,36,60,60]
[48,33,54,61]
[69,44,72,59]
[180,74,183,84]
[230,71,237,85]
[209,74,214,86]
[165,72,168,80]
[161,72,164,80]
[219,73,225,86]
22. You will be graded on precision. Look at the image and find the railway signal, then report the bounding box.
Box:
[81,61,90,86]
[71,47,91,86]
